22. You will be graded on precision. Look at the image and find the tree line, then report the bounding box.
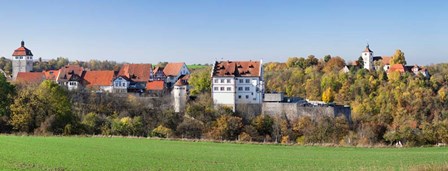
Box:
[1,52,448,146]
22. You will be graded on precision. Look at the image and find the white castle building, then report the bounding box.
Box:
[211,60,264,111]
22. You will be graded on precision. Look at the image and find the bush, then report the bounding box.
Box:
[151,125,173,138]
[176,118,203,139]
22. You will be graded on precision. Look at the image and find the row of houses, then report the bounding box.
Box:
[16,62,190,95]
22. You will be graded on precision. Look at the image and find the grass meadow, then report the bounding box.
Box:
[0,135,447,170]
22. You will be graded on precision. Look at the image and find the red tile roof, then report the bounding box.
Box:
[83,71,114,87]
[388,64,406,73]
[118,64,152,82]
[146,80,165,91]
[15,72,44,84]
[381,56,391,65]
[12,41,33,56]
[163,63,185,76]
[212,60,261,77]
[57,64,84,81]
[43,70,59,81]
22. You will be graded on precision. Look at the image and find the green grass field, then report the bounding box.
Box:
[0,136,447,170]
[187,64,208,70]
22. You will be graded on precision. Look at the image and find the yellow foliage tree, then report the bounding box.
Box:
[322,88,334,103]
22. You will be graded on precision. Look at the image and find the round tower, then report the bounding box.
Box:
[172,79,188,113]
[12,41,34,79]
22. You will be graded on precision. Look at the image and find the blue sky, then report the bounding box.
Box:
[0,0,446,65]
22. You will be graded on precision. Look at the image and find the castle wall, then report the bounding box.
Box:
[261,102,352,124]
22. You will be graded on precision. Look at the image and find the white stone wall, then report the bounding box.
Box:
[12,55,33,79]
[173,85,188,112]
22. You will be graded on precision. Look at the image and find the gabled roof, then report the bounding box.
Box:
[180,74,190,80]
[373,56,391,65]
[388,64,406,73]
[113,75,131,81]
[118,64,152,82]
[163,62,186,76]
[12,41,33,56]
[154,66,163,73]
[146,80,165,91]
[381,56,391,65]
[212,60,261,77]
[174,79,188,86]
[83,71,114,87]
[43,70,59,81]
[57,64,84,82]
[15,72,45,84]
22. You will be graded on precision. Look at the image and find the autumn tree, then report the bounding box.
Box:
[10,80,73,134]
[390,49,406,65]
[322,56,346,73]
[322,88,334,103]
[211,115,243,140]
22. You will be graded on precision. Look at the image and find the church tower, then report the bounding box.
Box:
[361,44,373,70]
[12,41,34,79]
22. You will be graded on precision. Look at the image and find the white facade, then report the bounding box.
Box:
[66,81,80,91]
[212,77,237,109]
[113,77,130,93]
[362,46,373,70]
[173,84,188,112]
[211,60,264,111]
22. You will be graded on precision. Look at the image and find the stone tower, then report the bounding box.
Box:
[12,41,34,79]
[361,44,374,70]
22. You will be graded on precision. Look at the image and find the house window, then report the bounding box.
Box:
[214,79,218,83]
[246,95,249,99]
[220,79,224,83]
[238,87,243,91]
[245,79,250,83]
[226,87,231,91]
[239,79,243,83]
[245,87,250,91]
[214,87,218,91]
[238,95,241,99]
[226,79,231,83]
[115,83,119,87]
[220,87,224,91]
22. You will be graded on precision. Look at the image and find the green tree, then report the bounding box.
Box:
[189,67,212,95]
[0,74,15,117]
[324,55,331,63]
